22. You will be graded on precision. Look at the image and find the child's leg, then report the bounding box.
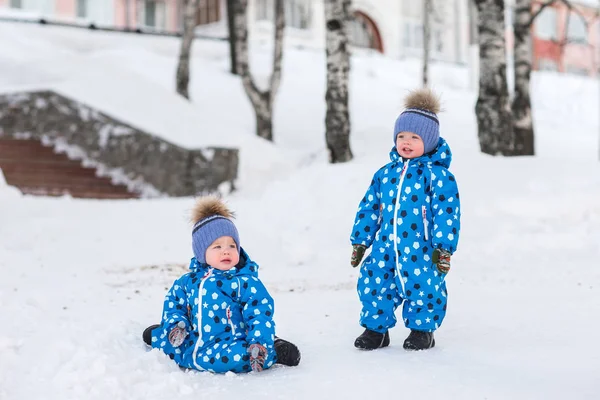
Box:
[193,339,276,373]
[142,324,160,346]
[401,276,447,332]
[357,257,402,333]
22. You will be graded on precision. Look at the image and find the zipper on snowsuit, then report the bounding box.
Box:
[192,268,213,370]
[422,205,429,241]
[226,306,236,336]
[392,160,410,296]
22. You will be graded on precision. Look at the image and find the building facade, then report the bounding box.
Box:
[247,0,470,64]
[0,0,215,32]
[529,0,600,76]
[1,0,598,75]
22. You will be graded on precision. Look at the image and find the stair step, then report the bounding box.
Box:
[15,182,136,196]
[0,157,88,166]
[4,175,129,190]
[0,145,63,155]
[0,138,139,199]
[0,163,100,177]
[19,187,139,199]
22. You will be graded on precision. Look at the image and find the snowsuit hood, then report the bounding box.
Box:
[389,137,452,169]
[188,248,259,278]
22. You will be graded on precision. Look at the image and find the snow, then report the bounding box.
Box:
[1,20,600,400]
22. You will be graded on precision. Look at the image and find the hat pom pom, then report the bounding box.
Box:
[191,196,234,225]
[404,88,441,114]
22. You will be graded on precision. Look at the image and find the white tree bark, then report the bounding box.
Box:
[474,0,514,156]
[176,0,200,100]
[423,0,433,87]
[512,0,535,155]
[324,0,353,163]
[234,0,285,142]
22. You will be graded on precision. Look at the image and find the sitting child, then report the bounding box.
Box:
[143,196,301,373]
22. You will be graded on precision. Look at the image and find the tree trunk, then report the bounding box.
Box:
[176,0,200,100]
[512,0,535,156]
[234,0,285,142]
[423,0,433,87]
[324,0,353,164]
[474,0,515,156]
[226,0,238,75]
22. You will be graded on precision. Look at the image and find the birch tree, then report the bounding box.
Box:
[324,0,353,163]
[512,0,535,155]
[226,0,238,75]
[422,0,433,87]
[512,0,580,156]
[474,0,514,155]
[176,0,200,100]
[234,0,285,141]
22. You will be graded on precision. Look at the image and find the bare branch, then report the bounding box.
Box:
[525,0,557,28]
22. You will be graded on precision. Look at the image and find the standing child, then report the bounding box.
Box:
[143,196,301,373]
[349,88,461,351]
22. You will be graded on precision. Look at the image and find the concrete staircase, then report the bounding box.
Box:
[0,138,139,199]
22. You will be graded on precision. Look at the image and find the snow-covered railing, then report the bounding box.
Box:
[0,15,228,41]
[0,91,238,197]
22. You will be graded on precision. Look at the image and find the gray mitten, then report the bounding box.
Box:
[432,248,451,274]
[350,244,367,268]
[168,321,188,347]
[248,343,267,372]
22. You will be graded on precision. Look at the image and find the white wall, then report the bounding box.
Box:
[22,0,54,15]
[86,1,115,26]
[248,0,326,51]
[241,0,472,63]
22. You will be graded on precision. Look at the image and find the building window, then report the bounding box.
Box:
[196,0,220,26]
[77,0,87,18]
[256,0,271,21]
[285,0,310,29]
[403,21,423,49]
[142,0,166,29]
[537,58,558,71]
[402,0,425,50]
[9,0,22,8]
[433,28,444,53]
[566,64,589,76]
[349,11,383,52]
[256,0,310,29]
[567,12,587,44]
[535,7,557,40]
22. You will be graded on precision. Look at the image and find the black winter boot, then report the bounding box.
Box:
[142,324,160,346]
[403,330,435,350]
[354,328,390,350]
[274,337,301,366]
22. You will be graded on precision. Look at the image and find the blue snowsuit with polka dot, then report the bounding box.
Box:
[150,249,276,373]
[351,138,461,333]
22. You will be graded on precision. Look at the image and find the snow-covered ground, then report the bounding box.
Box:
[1,21,599,400]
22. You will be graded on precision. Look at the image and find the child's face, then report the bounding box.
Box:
[205,236,239,271]
[396,132,425,159]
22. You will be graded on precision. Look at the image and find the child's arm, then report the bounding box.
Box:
[350,171,382,248]
[157,275,192,348]
[240,277,276,346]
[430,168,461,254]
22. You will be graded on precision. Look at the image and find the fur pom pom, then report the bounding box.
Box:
[404,88,441,114]
[190,196,234,225]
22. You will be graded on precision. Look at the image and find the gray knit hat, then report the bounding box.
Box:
[190,196,240,264]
